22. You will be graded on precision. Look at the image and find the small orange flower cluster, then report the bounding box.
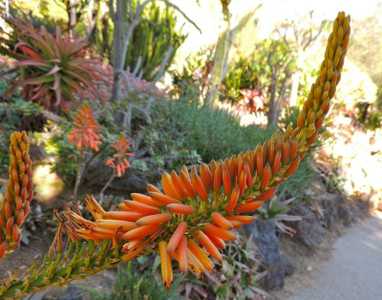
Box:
[67,104,101,152]
[105,135,133,177]
[0,132,33,258]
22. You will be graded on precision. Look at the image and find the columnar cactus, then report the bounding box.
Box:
[0,12,350,298]
[0,132,33,258]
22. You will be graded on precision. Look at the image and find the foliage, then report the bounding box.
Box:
[0,82,43,173]
[96,0,186,81]
[0,17,104,111]
[91,262,182,300]
[278,155,315,200]
[221,39,296,106]
[125,1,187,81]
[166,98,274,162]
[170,47,215,100]
[205,237,262,300]
[349,11,382,86]
[0,239,122,299]
[8,0,68,30]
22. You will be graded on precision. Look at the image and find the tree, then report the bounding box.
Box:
[348,6,382,86]
[109,0,199,102]
[275,11,327,107]
[221,39,295,127]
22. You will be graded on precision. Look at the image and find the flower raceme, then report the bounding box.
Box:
[105,135,133,177]
[287,12,350,149]
[69,135,299,286]
[65,12,351,288]
[67,104,101,152]
[0,132,33,258]
[0,11,350,299]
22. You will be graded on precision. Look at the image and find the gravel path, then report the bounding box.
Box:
[288,213,382,300]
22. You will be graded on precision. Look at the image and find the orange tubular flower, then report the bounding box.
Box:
[67,104,101,152]
[105,135,133,177]
[159,241,173,288]
[65,12,350,288]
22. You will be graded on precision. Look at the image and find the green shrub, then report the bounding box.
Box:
[221,39,296,104]
[90,262,182,300]
[0,80,44,172]
[160,99,274,162]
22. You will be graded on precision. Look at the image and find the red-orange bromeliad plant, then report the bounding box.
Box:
[0,12,350,298]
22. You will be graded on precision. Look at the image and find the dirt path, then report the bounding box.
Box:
[283,212,382,300]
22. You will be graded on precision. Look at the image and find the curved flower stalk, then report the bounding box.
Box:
[0,132,33,258]
[286,11,350,151]
[65,12,350,288]
[0,12,350,298]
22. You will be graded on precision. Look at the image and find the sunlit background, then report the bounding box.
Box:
[1,0,381,207]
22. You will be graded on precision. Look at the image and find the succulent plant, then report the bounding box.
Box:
[0,18,104,112]
[0,11,350,298]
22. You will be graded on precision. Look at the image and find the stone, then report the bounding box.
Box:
[244,219,294,290]
[338,203,355,226]
[83,160,159,195]
[289,205,326,250]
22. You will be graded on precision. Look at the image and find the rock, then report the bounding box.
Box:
[40,271,116,300]
[83,161,160,195]
[318,193,343,229]
[280,254,295,276]
[338,203,355,226]
[244,219,294,290]
[289,205,326,250]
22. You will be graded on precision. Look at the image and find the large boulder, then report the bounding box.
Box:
[244,219,294,290]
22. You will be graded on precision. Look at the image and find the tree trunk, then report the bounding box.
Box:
[205,20,232,107]
[67,0,78,38]
[86,0,100,41]
[101,15,111,59]
[289,71,301,106]
[267,69,279,127]
[110,0,143,102]
[110,0,127,102]
[4,0,10,16]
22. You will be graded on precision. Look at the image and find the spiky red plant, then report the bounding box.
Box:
[0,17,104,111]
[0,132,33,258]
[67,104,101,152]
